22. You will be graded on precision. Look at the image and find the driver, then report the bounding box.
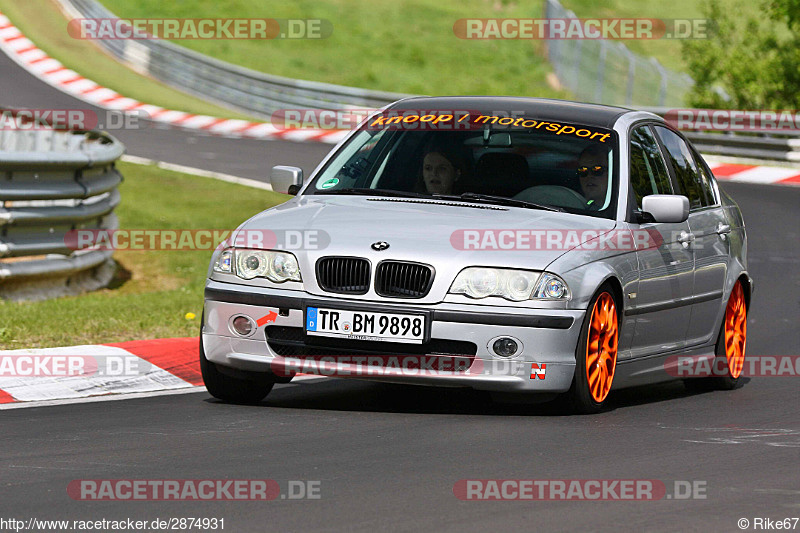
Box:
[577,144,611,209]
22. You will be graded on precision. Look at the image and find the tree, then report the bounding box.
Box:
[682,0,800,108]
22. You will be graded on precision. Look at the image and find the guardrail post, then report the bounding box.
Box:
[572,39,583,99]
[595,40,607,104]
[650,57,668,107]
[624,47,635,106]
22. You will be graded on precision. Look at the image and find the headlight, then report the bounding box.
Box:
[213,248,301,283]
[213,249,233,273]
[237,250,271,279]
[532,272,571,300]
[269,252,301,280]
[449,268,542,301]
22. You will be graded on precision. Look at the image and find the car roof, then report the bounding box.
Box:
[387,96,633,129]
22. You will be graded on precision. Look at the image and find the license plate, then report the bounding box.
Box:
[306,307,425,344]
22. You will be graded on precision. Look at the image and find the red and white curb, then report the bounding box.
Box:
[0,11,348,144]
[705,160,800,186]
[0,337,322,409]
[0,337,203,407]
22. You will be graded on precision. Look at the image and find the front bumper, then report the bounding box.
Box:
[202,280,585,393]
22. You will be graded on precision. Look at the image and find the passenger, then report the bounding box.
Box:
[420,149,463,195]
[577,144,611,209]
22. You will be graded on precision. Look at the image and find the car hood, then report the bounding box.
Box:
[239,196,616,276]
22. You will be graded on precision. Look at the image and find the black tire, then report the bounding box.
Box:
[199,330,274,405]
[684,282,746,392]
[565,283,621,414]
[709,314,743,390]
[682,325,741,392]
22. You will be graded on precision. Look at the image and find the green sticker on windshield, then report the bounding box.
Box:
[318,177,339,190]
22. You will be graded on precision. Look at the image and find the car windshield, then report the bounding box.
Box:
[306,110,618,218]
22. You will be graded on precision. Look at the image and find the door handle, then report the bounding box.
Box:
[716,223,731,238]
[678,231,695,248]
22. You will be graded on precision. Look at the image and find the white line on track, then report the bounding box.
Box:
[120,155,274,191]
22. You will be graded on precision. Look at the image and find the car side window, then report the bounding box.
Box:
[653,126,709,209]
[629,125,672,209]
[690,148,719,206]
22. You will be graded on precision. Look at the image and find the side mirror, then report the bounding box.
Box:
[641,194,690,223]
[270,166,303,195]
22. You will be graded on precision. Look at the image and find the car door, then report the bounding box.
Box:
[653,126,730,347]
[686,155,730,345]
[626,124,694,358]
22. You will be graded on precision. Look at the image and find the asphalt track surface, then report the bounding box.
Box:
[2,47,800,532]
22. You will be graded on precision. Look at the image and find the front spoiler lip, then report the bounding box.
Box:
[204,284,574,330]
[223,351,575,392]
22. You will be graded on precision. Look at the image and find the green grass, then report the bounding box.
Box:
[2,0,764,110]
[0,162,289,349]
[0,0,254,119]
[97,0,568,99]
[97,0,764,90]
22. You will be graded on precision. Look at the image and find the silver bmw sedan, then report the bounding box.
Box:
[201,97,751,413]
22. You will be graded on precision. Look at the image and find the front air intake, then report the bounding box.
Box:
[375,261,434,298]
[315,257,371,294]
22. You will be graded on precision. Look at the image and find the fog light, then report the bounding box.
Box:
[231,315,254,336]
[492,337,518,357]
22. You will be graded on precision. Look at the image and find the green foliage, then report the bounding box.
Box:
[767,0,800,29]
[682,0,800,108]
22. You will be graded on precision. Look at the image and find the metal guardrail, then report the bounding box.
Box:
[55,0,410,118]
[0,116,123,300]
[639,107,800,162]
[683,132,800,162]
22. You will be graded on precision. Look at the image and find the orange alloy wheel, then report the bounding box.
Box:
[585,292,619,403]
[724,281,747,379]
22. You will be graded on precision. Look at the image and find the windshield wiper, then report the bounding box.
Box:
[318,189,563,211]
[432,193,563,212]
[317,188,427,199]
